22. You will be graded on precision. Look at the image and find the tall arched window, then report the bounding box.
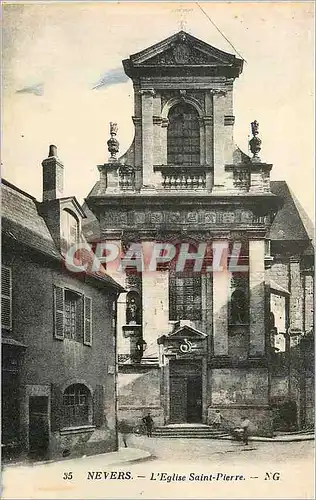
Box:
[167,103,200,165]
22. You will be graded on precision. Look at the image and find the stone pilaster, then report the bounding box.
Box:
[223,86,235,165]
[142,266,169,359]
[132,116,142,188]
[289,257,304,332]
[103,239,130,356]
[153,93,162,165]
[160,118,169,166]
[204,91,213,168]
[304,273,314,332]
[140,89,155,187]
[212,241,229,356]
[212,90,227,188]
[249,240,266,356]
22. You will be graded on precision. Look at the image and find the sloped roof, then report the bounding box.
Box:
[1,179,124,292]
[269,181,314,254]
[2,180,60,259]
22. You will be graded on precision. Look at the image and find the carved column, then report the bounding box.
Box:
[140,89,155,187]
[212,240,229,356]
[249,239,266,356]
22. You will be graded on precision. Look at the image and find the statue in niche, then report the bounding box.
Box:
[230,288,248,324]
[126,292,141,325]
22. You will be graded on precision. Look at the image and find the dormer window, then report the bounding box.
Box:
[61,209,79,247]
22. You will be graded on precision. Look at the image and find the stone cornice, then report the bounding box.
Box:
[210,89,227,96]
[224,115,235,126]
[139,89,156,97]
[132,116,142,125]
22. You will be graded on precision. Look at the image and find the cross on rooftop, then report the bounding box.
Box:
[173,4,193,31]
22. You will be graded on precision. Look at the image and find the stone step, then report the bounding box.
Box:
[152,426,229,439]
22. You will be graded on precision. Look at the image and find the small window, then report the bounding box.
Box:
[61,209,79,248]
[62,384,91,427]
[54,286,91,345]
[1,266,12,330]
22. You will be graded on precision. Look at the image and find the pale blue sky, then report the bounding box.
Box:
[2,1,314,222]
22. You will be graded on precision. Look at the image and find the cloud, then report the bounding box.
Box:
[16,83,44,96]
[92,68,129,90]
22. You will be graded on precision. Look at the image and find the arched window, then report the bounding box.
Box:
[62,384,91,427]
[167,103,200,165]
[61,209,79,247]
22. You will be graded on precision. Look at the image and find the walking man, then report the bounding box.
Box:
[142,412,154,437]
[212,410,222,429]
[240,417,250,445]
[118,419,129,448]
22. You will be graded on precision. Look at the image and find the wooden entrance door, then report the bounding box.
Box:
[187,376,202,423]
[29,396,49,458]
[169,360,203,423]
[169,377,187,423]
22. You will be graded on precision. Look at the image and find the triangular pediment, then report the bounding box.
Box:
[168,324,207,339]
[127,31,241,68]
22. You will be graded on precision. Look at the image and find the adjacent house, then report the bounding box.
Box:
[1,146,124,461]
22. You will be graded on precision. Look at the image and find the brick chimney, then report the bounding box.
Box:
[42,145,64,201]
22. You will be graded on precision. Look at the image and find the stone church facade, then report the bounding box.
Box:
[84,31,314,436]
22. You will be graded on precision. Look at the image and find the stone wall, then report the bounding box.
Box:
[208,367,272,436]
[118,366,164,427]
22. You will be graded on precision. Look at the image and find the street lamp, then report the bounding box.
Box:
[136,338,147,354]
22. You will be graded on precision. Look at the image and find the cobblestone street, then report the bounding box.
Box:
[2,437,314,499]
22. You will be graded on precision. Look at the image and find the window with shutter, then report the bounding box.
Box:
[93,384,104,428]
[1,266,12,330]
[54,286,65,339]
[84,296,92,346]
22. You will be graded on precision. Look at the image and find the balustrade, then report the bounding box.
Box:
[155,166,207,190]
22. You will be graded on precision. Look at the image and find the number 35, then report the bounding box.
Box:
[63,472,73,480]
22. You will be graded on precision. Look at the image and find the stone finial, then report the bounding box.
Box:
[107,122,119,160]
[48,144,58,157]
[249,120,262,161]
